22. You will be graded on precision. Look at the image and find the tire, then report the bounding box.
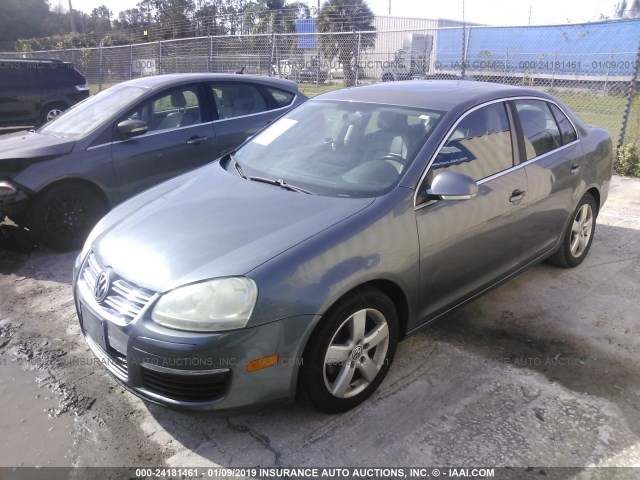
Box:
[548,193,597,268]
[27,183,107,252]
[40,103,66,124]
[300,286,398,413]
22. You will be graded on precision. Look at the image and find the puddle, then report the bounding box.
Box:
[0,357,73,467]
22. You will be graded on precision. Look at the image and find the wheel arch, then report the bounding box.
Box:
[33,177,110,209]
[585,186,601,216]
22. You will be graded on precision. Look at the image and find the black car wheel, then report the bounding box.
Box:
[300,286,398,413]
[28,183,107,251]
[549,193,597,268]
[40,103,66,124]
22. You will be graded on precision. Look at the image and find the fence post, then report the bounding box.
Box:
[129,44,133,79]
[158,40,163,75]
[207,35,211,72]
[98,42,103,92]
[461,25,471,78]
[502,49,508,83]
[603,52,612,95]
[618,43,640,150]
[355,31,362,85]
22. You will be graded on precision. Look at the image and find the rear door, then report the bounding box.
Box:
[111,83,215,200]
[512,99,583,261]
[414,100,529,320]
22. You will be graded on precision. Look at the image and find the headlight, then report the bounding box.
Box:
[0,180,17,197]
[151,277,258,332]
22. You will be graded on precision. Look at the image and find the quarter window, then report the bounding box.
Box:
[514,100,562,160]
[548,103,578,145]
[265,87,295,108]
[431,102,513,181]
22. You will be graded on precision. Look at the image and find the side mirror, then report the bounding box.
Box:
[116,119,148,139]
[425,170,479,201]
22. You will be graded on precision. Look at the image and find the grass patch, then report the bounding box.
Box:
[298,82,344,97]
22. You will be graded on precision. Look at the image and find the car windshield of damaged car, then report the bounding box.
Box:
[231,100,444,198]
[38,85,148,136]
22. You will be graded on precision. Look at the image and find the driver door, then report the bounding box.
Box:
[414,101,529,320]
[111,84,215,200]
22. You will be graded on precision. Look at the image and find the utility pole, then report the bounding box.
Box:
[68,0,77,33]
[389,0,391,15]
[528,5,532,25]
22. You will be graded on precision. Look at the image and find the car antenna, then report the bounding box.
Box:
[235,66,245,74]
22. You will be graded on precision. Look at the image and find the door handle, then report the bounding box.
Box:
[509,189,526,203]
[570,163,580,174]
[186,136,208,145]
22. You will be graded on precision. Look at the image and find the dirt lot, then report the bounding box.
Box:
[0,175,639,470]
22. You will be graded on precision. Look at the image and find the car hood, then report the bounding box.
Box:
[92,163,374,293]
[0,131,76,177]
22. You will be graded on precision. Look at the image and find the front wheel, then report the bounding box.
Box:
[548,193,597,268]
[27,183,107,251]
[300,287,398,413]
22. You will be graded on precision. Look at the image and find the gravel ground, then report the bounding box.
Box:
[0,175,639,470]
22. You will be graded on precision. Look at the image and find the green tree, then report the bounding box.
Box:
[87,5,112,33]
[247,0,309,34]
[317,0,376,86]
[0,0,52,42]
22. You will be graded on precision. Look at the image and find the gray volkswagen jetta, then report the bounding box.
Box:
[73,81,613,413]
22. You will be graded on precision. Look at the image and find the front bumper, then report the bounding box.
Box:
[74,253,318,411]
[0,186,30,221]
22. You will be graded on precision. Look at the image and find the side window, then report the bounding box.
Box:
[549,103,578,145]
[265,87,295,108]
[210,83,267,119]
[431,102,513,181]
[122,86,202,133]
[514,99,562,160]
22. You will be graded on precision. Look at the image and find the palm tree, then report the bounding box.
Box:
[250,0,310,34]
[615,0,640,18]
[317,0,375,86]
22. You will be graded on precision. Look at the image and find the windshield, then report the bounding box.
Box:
[233,100,443,198]
[39,85,149,136]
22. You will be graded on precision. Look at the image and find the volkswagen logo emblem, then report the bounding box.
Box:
[94,269,112,303]
[351,345,363,360]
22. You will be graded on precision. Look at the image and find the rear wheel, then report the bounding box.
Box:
[40,103,66,124]
[300,286,398,413]
[548,193,597,268]
[28,183,107,251]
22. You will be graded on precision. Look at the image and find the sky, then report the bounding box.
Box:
[65,0,620,26]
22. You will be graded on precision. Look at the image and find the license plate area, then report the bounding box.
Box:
[82,304,107,351]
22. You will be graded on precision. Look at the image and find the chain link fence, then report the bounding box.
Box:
[3,20,640,146]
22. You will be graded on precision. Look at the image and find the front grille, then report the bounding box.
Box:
[106,346,128,378]
[85,334,128,381]
[141,366,229,403]
[82,253,155,324]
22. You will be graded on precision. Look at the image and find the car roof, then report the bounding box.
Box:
[120,73,301,92]
[317,80,555,112]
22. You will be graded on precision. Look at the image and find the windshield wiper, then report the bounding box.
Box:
[229,152,247,179]
[249,176,317,195]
